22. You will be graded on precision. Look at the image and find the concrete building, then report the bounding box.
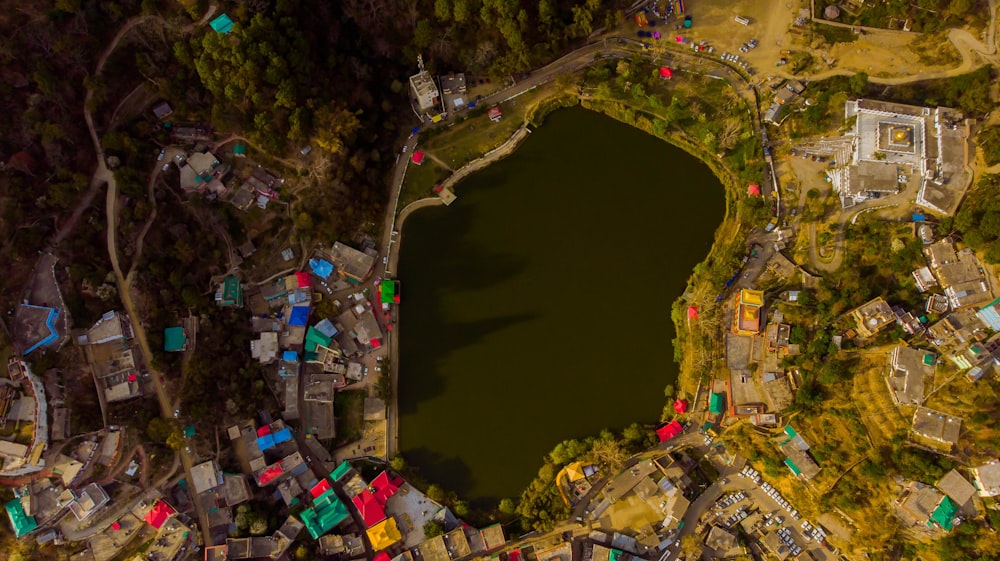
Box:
[927,308,986,350]
[332,242,376,283]
[410,70,440,114]
[912,267,938,293]
[972,461,1000,497]
[936,469,977,512]
[925,240,992,308]
[732,289,765,336]
[190,460,224,495]
[912,407,962,447]
[779,426,820,480]
[178,150,230,194]
[67,483,110,521]
[851,297,895,338]
[897,482,951,529]
[832,99,969,213]
[251,332,279,364]
[888,346,935,405]
[927,293,950,314]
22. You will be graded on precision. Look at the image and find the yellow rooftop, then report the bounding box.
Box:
[739,289,764,307]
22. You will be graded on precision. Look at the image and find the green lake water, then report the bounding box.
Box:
[397,106,725,502]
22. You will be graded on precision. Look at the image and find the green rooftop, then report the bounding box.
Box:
[5,498,37,538]
[305,326,333,353]
[929,496,958,531]
[784,458,801,475]
[233,142,247,156]
[218,275,243,307]
[380,279,396,304]
[331,462,352,481]
[709,393,724,414]
[300,487,350,539]
[164,326,186,352]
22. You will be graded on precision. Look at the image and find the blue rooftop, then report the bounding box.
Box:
[273,427,293,444]
[21,304,60,355]
[282,350,299,362]
[258,434,276,451]
[315,319,338,338]
[309,258,334,280]
[289,305,310,327]
[209,13,234,33]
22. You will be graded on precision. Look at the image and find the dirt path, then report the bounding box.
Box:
[97,444,150,488]
[212,134,304,171]
[424,152,454,171]
[85,6,217,547]
[0,468,55,486]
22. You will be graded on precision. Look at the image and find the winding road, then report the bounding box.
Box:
[57,0,1000,549]
[79,4,218,547]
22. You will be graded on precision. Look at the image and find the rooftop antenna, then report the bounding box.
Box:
[417,54,425,72]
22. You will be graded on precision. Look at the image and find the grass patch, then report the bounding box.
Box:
[851,354,909,446]
[907,31,962,67]
[397,82,575,212]
[812,22,858,45]
[333,390,366,447]
[397,160,448,213]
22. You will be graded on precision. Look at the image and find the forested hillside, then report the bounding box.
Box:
[0,0,628,278]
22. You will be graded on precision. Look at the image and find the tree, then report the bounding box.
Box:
[146,418,175,443]
[680,534,703,559]
[434,0,451,21]
[717,118,743,151]
[423,519,445,538]
[166,429,185,451]
[849,72,868,96]
[312,106,360,155]
[498,498,516,515]
[589,437,627,474]
[947,0,973,18]
[390,455,407,472]
[427,484,447,503]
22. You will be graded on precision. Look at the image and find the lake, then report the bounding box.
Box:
[397,106,725,502]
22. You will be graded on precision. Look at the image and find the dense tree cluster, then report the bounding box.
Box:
[342,0,627,76]
[952,174,1000,263]
[517,424,654,531]
[815,0,981,32]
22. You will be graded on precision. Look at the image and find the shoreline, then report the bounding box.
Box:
[386,100,745,474]
[385,123,535,460]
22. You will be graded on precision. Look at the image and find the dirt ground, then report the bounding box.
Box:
[602,494,662,531]
[668,0,967,80]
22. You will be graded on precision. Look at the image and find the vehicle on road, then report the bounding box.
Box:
[162,163,169,171]
[157,149,165,161]
[173,409,180,418]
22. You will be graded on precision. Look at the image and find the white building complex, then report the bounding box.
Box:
[829,100,970,214]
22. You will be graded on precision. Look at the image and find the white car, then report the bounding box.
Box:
[162,163,170,171]
[173,409,180,418]
[157,149,165,161]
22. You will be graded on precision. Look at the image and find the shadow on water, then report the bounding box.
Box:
[403,447,504,508]
[398,107,726,500]
[397,311,537,411]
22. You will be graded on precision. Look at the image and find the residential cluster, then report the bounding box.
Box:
[408,55,501,126]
